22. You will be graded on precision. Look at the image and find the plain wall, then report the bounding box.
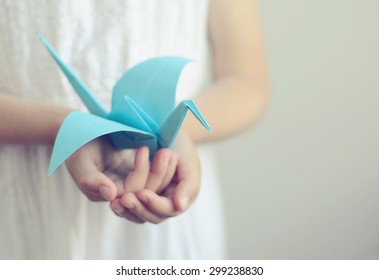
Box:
[215,0,379,259]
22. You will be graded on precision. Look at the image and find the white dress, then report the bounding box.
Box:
[0,0,225,259]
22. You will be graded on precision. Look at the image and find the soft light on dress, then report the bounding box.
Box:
[0,0,225,259]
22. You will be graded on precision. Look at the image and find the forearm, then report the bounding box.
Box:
[183,0,269,144]
[0,94,72,145]
[183,75,268,143]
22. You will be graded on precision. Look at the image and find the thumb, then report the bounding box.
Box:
[83,171,118,201]
[173,178,198,212]
[172,150,200,212]
[66,157,117,202]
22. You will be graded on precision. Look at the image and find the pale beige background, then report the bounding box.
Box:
[215,0,379,259]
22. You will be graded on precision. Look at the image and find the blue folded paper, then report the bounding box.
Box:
[38,35,211,175]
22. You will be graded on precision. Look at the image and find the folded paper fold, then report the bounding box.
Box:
[39,34,211,175]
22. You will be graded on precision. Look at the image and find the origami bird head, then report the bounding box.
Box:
[38,35,211,175]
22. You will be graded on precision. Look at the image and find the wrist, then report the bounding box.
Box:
[46,105,72,146]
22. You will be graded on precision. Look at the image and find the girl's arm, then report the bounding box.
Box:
[0,94,71,145]
[183,0,269,143]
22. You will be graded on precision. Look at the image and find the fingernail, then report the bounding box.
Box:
[123,200,134,210]
[168,154,177,167]
[114,208,124,215]
[99,187,112,201]
[161,154,170,168]
[141,146,149,159]
[180,195,189,210]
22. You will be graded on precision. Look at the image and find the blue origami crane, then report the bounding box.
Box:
[39,35,211,175]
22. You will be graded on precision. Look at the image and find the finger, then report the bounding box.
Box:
[145,148,171,192]
[172,177,200,212]
[136,189,180,217]
[102,171,126,197]
[123,146,150,193]
[82,171,118,202]
[121,193,166,224]
[110,198,145,224]
[171,159,200,211]
[156,152,178,194]
[66,157,118,202]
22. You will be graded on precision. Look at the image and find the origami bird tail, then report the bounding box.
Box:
[38,34,108,118]
[157,100,212,148]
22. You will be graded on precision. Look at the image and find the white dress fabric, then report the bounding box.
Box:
[0,0,225,259]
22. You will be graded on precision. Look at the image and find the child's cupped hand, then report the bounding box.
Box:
[65,133,200,224]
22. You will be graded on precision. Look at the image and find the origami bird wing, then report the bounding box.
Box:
[38,34,108,118]
[112,56,191,126]
[48,112,156,175]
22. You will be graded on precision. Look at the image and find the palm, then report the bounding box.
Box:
[96,138,137,196]
[65,137,136,201]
